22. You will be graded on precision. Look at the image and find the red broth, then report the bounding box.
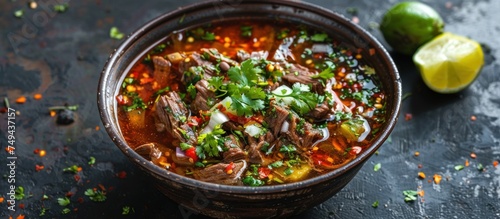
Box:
[116,20,387,186]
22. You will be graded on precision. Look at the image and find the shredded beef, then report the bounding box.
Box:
[193,160,247,185]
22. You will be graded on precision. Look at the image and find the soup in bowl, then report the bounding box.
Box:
[98,0,401,218]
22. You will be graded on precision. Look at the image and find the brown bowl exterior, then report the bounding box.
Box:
[98,0,401,218]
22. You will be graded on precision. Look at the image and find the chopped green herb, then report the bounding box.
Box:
[242,176,265,186]
[373,163,381,172]
[62,208,71,214]
[15,186,25,200]
[201,31,216,41]
[372,200,379,208]
[42,194,49,200]
[154,86,170,96]
[272,83,320,115]
[283,167,294,176]
[196,124,226,159]
[310,33,329,42]
[455,165,464,171]
[311,67,335,83]
[269,160,283,169]
[241,25,253,37]
[84,189,107,202]
[122,206,134,215]
[477,163,484,171]
[63,165,79,174]
[53,3,69,12]
[39,207,47,216]
[14,9,24,18]
[187,84,197,99]
[180,142,192,151]
[124,92,147,112]
[57,197,71,206]
[110,27,125,40]
[403,190,418,202]
[346,7,358,15]
[88,156,96,165]
[48,105,78,112]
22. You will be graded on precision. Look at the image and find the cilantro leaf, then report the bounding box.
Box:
[15,186,25,200]
[311,67,335,82]
[110,27,124,40]
[201,31,215,41]
[242,176,265,186]
[403,190,418,202]
[187,84,197,99]
[57,197,71,206]
[84,189,107,202]
[196,125,226,158]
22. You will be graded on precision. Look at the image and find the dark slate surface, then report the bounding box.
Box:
[1,0,499,218]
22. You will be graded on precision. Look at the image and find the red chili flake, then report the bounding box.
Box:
[65,192,74,197]
[369,48,376,56]
[418,164,423,169]
[77,197,84,203]
[98,184,107,192]
[470,152,477,159]
[493,160,499,168]
[74,175,81,182]
[115,94,128,105]
[258,167,271,179]
[16,215,25,219]
[139,78,155,85]
[470,115,477,121]
[35,164,44,172]
[19,203,25,209]
[0,197,4,203]
[465,159,470,167]
[405,113,413,121]
[108,186,115,192]
[0,107,7,113]
[129,72,139,79]
[33,148,40,154]
[117,171,127,179]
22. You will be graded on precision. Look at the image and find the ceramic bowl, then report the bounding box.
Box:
[98,1,401,218]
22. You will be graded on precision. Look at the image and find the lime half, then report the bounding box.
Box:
[413,32,484,93]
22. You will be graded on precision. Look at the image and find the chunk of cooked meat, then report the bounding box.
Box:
[156,92,197,144]
[190,79,216,113]
[284,111,323,149]
[152,56,171,87]
[306,101,332,121]
[264,101,290,137]
[179,52,216,84]
[134,143,162,161]
[280,63,324,94]
[200,48,239,67]
[193,160,247,185]
[223,135,246,162]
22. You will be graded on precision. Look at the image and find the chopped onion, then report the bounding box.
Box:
[200,110,229,134]
[244,124,262,137]
[357,117,371,142]
[280,121,289,133]
[176,147,187,158]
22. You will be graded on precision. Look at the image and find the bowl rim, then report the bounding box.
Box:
[98,0,401,194]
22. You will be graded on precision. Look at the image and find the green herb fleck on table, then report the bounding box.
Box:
[42,194,49,200]
[14,9,24,18]
[110,27,125,40]
[373,163,381,172]
[53,3,68,12]
[403,190,418,202]
[455,165,464,171]
[85,189,107,202]
[88,156,96,165]
[63,165,80,174]
[477,163,484,171]
[62,208,71,214]
[122,206,135,215]
[15,186,25,200]
[39,207,47,216]
[372,200,379,208]
[57,197,70,206]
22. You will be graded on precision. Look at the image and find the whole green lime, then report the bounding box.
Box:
[380,1,445,55]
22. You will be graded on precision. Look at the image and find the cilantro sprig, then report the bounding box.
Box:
[84,189,107,202]
[272,83,319,115]
[210,59,267,116]
[196,125,227,159]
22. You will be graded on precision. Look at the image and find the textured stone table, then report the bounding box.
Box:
[1,0,499,218]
